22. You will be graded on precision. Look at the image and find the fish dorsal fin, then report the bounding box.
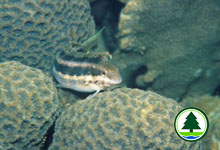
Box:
[81,27,105,53]
[81,27,105,48]
[64,27,105,54]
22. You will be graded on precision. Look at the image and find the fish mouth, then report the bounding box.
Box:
[110,75,122,84]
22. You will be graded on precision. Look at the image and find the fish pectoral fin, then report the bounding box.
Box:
[55,84,69,89]
[106,84,123,91]
[86,90,100,100]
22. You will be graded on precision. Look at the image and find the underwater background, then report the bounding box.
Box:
[0,0,219,149]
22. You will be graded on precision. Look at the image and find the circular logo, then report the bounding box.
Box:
[174,107,209,142]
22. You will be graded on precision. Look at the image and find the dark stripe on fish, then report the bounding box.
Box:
[57,51,103,63]
[54,61,103,76]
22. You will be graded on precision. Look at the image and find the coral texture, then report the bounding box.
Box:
[0,0,95,72]
[57,88,80,110]
[50,88,201,150]
[0,61,59,150]
[181,95,220,150]
[117,0,220,100]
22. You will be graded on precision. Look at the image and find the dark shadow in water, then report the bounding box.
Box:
[90,0,125,26]
[213,84,220,96]
[90,0,125,53]
[40,122,55,150]
[128,65,148,89]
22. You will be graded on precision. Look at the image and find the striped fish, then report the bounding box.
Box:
[52,51,122,95]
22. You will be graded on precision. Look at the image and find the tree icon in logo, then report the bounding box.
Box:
[174,107,209,141]
[182,112,201,132]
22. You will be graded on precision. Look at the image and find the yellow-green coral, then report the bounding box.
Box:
[50,88,202,150]
[0,61,59,150]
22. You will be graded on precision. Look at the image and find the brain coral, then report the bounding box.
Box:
[181,95,220,150]
[57,88,81,110]
[49,88,202,150]
[0,0,95,72]
[117,0,220,100]
[0,61,59,150]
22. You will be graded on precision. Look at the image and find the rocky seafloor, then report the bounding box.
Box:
[0,0,219,150]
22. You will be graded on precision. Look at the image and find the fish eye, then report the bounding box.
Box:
[102,71,107,75]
